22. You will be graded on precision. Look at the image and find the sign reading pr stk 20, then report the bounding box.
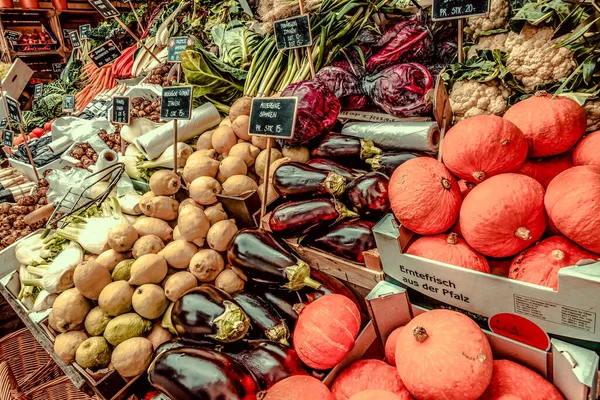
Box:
[249,98,297,139]
[160,86,193,121]
[432,0,490,20]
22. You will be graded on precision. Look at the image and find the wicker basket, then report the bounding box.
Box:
[0,328,62,395]
[16,376,97,400]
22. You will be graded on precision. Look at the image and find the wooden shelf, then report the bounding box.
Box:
[9,49,63,57]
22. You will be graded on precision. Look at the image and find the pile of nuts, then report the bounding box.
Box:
[130,97,161,122]
[0,178,49,250]
[145,64,176,87]
[70,129,123,169]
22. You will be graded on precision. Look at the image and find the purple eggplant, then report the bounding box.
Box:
[272,162,346,198]
[366,152,423,176]
[172,285,250,343]
[269,199,358,238]
[251,285,302,328]
[345,172,390,218]
[227,229,321,291]
[232,292,290,345]
[225,340,307,390]
[148,347,259,400]
[303,220,376,264]
[312,133,381,163]
[300,268,362,311]
[307,158,367,181]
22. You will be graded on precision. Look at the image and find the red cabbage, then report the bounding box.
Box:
[314,62,368,111]
[362,63,433,117]
[366,20,433,72]
[277,80,341,148]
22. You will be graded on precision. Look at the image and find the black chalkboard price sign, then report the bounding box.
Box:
[4,30,20,42]
[5,96,21,125]
[88,0,120,18]
[80,24,91,39]
[249,97,297,139]
[112,96,130,125]
[168,37,193,62]
[2,130,13,148]
[34,84,43,98]
[89,41,122,68]
[160,86,193,120]
[69,30,81,49]
[432,0,490,20]
[52,63,64,73]
[0,119,7,130]
[62,94,75,112]
[274,15,312,51]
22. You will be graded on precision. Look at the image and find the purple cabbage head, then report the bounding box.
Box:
[278,80,341,148]
[366,20,433,72]
[314,62,368,111]
[362,63,434,118]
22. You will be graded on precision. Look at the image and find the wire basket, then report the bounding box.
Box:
[0,328,61,394]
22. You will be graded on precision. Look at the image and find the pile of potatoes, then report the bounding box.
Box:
[47,98,312,380]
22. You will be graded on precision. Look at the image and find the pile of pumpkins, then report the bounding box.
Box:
[389,93,600,288]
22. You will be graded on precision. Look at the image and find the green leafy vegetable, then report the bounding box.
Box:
[211,21,262,69]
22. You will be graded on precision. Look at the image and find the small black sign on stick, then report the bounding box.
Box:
[79,24,91,39]
[88,0,120,18]
[89,40,122,68]
[0,119,7,130]
[168,37,193,62]
[249,97,297,139]
[274,15,312,51]
[62,94,75,112]
[69,31,82,49]
[5,95,21,125]
[4,30,20,42]
[432,0,490,20]
[160,86,193,121]
[52,63,64,73]
[111,96,130,125]
[2,130,13,147]
[34,84,43,98]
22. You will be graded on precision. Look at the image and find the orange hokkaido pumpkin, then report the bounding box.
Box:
[572,130,600,166]
[263,376,335,400]
[385,326,404,366]
[389,158,462,235]
[406,233,490,273]
[545,165,600,253]
[332,360,412,400]
[460,174,546,257]
[504,93,587,157]
[479,360,564,400]
[442,115,527,183]
[458,179,475,197]
[395,310,493,400]
[517,153,573,188]
[349,390,407,400]
[509,236,598,290]
[293,294,360,370]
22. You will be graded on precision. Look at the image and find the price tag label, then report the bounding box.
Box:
[5,95,21,125]
[79,24,91,39]
[89,40,122,68]
[167,36,193,62]
[432,0,490,20]
[274,15,312,51]
[69,30,81,49]
[34,84,43,98]
[62,94,75,112]
[52,63,64,73]
[249,97,297,139]
[88,0,120,18]
[0,119,7,130]
[160,86,193,121]
[2,130,13,147]
[111,96,130,125]
[4,30,20,42]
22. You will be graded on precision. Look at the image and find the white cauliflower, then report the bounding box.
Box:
[505,24,576,91]
[467,33,509,59]
[584,99,600,132]
[467,0,509,34]
[449,80,512,122]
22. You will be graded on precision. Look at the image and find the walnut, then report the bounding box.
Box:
[37,197,47,205]
[10,206,28,215]
[105,141,114,148]
[92,153,99,162]
[85,148,96,158]
[0,203,10,214]
[13,220,25,230]
[1,235,16,246]
[19,196,36,206]
[71,146,84,158]
[75,163,83,169]
[138,110,146,117]
[83,158,94,167]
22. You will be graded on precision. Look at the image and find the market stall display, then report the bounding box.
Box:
[0,0,598,398]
